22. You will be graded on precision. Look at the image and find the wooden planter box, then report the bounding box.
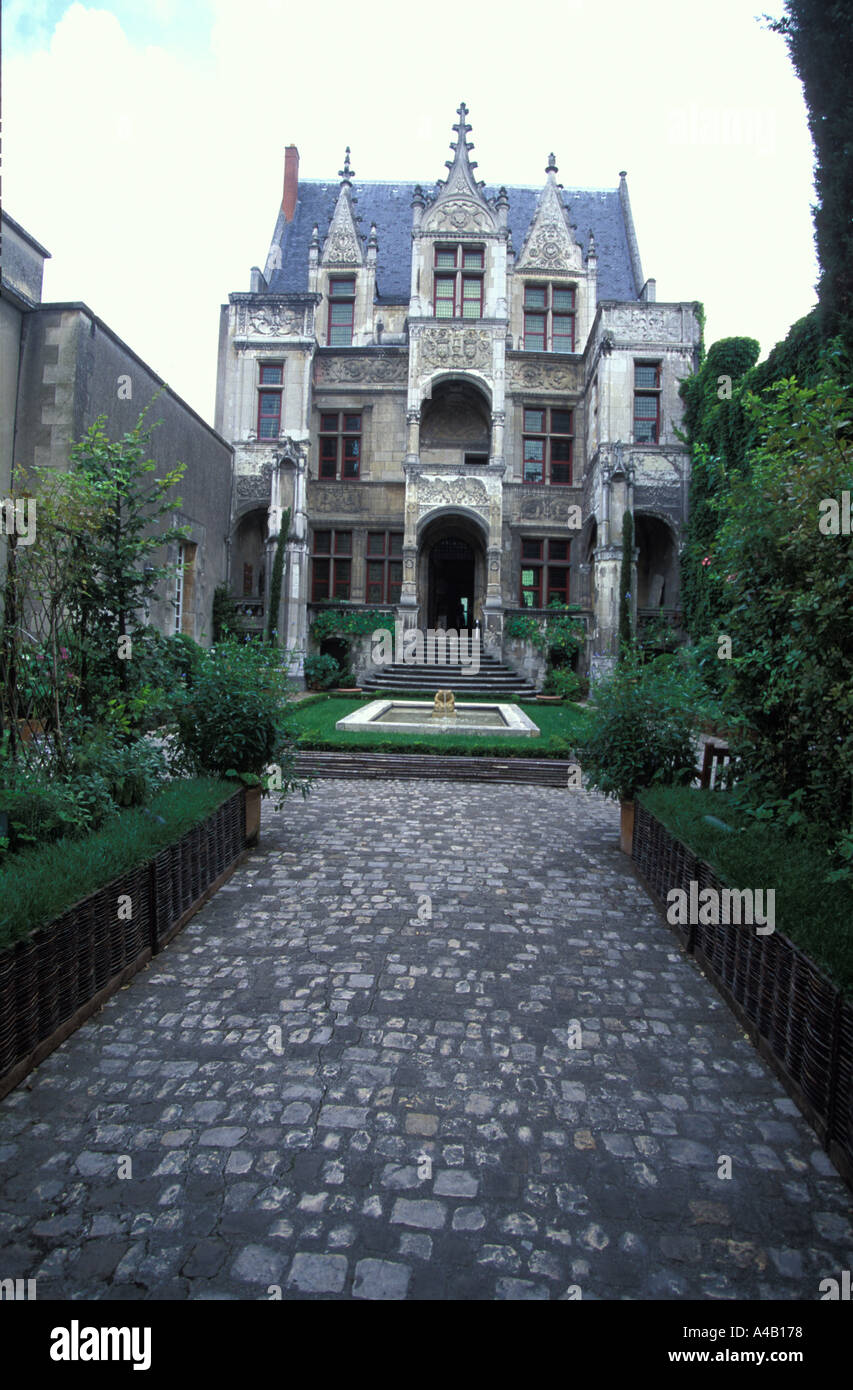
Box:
[0,788,248,1099]
[632,799,853,1189]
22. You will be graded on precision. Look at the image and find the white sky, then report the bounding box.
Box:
[4,0,818,426]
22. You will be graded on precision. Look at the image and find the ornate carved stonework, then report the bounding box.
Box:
[516,177,582,273]
[424,198,492,233]
[419,476,489,508]
[509,358,577,391]
[324,230,360,264]
[321,186,364,268]
[235,463,274,501]
[523,222,574,271]
[419,327,492,372]
[307,483,370,513]
[514,489,582,521]
[315,354,407,383]
[247,305,303,336]
[607,307,683,342]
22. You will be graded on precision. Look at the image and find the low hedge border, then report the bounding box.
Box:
[632,799,853,1190]
[0,787,248,1099]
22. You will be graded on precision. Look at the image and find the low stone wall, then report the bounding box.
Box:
[502,636,547,689]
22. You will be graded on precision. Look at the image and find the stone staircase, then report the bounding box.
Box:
[361,650,537,697]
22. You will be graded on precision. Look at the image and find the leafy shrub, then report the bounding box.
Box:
[69,726,168,807]
[543,668,582,701]
[174,640,303,802]
[712,357,853,831]
[310,607,395,642]
[304,653,343,691]
[0,769,117,852]
[579,653,698,801]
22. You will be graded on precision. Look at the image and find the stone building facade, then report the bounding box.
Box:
[214,105,701,681]
[2,210,233,644]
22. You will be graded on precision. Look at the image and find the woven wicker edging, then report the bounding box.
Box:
[632,800,853,1189]
[0,788,248,1100]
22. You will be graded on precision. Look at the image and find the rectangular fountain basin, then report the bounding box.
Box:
[336,699,540,736]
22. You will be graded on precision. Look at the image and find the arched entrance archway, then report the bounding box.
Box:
[417,512,487,631]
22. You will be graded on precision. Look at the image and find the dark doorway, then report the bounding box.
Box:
[428,537,475,629]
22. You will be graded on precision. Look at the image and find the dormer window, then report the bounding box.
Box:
[434,245,484,319]
[523,283,576,352]
[328,276,356,345]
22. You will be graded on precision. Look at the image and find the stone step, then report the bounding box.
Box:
[293,751,568,785]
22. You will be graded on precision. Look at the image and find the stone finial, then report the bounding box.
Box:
[546,153,558,174]
[310,224,320,249]
[619,170,628,181]
[368,222,378,250]
[411,184,425,208]
[339,147,355,185]
[447,100,477,170]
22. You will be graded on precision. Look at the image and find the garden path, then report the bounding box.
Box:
[0,780,850,1299]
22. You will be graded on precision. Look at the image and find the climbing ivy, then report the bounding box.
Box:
[310,607,395,642]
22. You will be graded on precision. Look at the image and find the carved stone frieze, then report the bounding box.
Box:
[235,463,274,501]
[419,476,489,509]
[419,327,492,373]
[512,489,582,521]
[607,307,684,342]
[509,358,577,391]
[242,304,306,337]
[423,198,493,233]
[315,354,408,383]
[307,484,371,514]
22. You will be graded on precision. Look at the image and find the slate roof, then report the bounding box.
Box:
[265,180,640,303]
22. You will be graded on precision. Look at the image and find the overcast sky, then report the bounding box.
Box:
[4,0,817,426]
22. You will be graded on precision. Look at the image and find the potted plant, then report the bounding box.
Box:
[578,654,698,852]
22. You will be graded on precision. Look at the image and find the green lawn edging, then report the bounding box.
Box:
[636,785,853,999]
[0,778,236,951]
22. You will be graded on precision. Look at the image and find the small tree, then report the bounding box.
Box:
[1,466,102,769]
[618,510,635,659]
[69,404,189,713]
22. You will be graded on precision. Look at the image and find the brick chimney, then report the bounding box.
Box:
[282,145,299,221]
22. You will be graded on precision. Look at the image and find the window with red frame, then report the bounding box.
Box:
[433,245,484,319]
[318,411,362,480]
[522,406,573,484]
[328,277,356,345]
[366,531,403,603]
[523,283,576,352]
[633,361,661,442]
[520,536,571,606]
[257,363,283,439]
[312,530,352,601]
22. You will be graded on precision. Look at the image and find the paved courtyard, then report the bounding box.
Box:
[1,779,851,1300]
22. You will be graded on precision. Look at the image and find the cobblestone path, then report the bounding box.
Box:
[1,780,851,1300]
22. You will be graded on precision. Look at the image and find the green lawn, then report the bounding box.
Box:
[639,785,853,998]
[284,694,589,759]
[0,778,236,949]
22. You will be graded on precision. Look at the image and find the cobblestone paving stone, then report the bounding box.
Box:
[1,780,851,1301]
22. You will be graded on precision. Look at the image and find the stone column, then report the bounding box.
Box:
[490,410,505,469]
[284,449,309,678]
[405,408,420,463]
[397,461,420,630]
